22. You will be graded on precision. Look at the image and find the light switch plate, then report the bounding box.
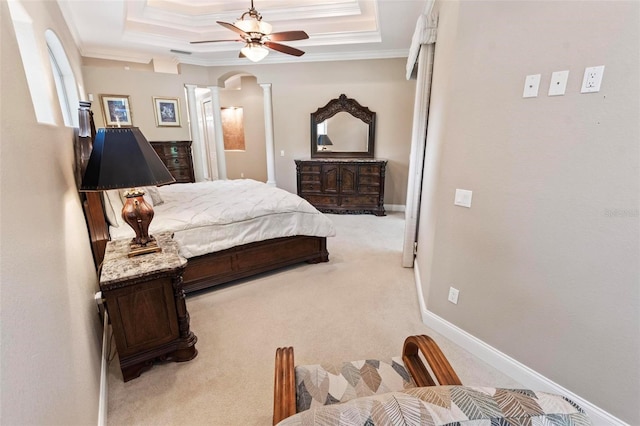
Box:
[454,189,473,208]
[523,74,541,98]
[448,287,459,304]
[548,70,569,96]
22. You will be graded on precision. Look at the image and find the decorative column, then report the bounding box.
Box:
[184,84,206,181]
[209,85,227,180]
[260,83,276,186]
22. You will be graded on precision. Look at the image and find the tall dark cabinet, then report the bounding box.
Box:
[150,141,195,183]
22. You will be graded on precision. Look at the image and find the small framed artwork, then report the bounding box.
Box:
[153,97,181,127]
[100,95,132,127]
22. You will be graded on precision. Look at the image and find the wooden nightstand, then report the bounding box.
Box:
[100,233,197,381]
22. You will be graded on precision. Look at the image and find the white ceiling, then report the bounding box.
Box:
[57,0,429,67]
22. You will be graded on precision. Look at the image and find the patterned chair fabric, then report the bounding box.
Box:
[295,357,416,412]
[279,385,593,426]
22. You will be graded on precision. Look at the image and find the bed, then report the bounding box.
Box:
[77,115,333,293]
[83,178,334,293]
[76,100,333,293]
[90,176,336,292]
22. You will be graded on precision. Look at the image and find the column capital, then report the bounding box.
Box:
[184,84,198,90]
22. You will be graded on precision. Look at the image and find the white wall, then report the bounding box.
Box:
[208,58,416,205]
[84,58,416,205]
[1,1,101,424]
[416,1,639,423]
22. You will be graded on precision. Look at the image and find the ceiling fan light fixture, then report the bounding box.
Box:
[241,42,269,62]
[235,17,272,35]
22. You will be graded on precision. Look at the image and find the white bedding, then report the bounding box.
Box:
[109,179,336,258]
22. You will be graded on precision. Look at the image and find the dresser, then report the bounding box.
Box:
[150,141,195,183]
[295,158,386,216]
[99,233,197,381]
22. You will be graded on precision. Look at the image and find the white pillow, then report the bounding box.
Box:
[144,186,164,205]
[103,189,124,228]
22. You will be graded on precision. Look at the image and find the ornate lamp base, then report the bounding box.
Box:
[121,188,163,257]
[128,237,162,257]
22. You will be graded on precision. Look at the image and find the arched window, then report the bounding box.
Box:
[45,29,79,127]
[7,0,55,125]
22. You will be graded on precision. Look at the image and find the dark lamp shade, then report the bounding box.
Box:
[80,127,175,191]
[317,134,333,146]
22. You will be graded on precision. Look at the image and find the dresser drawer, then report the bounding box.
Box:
[358,175,380,185]
[167,167,193,183]
[300,182,321,192]
[358,164,381,174]
[303,195,339,207]
[301,164,321,173]
[341,195,379,207]
[358,185,382,195]
[300,174,321,183]
[165,156,191,169]
[155,145,188,157]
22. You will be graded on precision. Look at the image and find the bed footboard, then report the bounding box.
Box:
[182,236,329,293]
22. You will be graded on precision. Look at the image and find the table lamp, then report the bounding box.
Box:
[80,127,175,256]
[317,134,333,151]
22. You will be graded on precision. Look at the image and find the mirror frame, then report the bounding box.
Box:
[310,94,376,158]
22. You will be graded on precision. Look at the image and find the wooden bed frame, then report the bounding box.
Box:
[83,191,329,294]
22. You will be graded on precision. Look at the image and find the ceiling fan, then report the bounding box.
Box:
[190,0,309,62]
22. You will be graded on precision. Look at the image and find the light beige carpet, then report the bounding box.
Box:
[106,212,520,425]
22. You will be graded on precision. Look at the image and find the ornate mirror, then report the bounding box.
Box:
[310,94,376,158]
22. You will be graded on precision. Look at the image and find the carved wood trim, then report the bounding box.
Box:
[313,94,375,124]
[310,94,376,158]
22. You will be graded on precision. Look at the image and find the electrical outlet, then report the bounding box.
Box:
[581,65,605,93]
[448,287,459,304]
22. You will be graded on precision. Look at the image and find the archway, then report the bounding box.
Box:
[187,72,276,185]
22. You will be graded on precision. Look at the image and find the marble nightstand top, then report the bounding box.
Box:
[100,232,187,286]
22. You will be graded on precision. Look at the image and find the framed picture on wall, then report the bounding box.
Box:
[153,97,181,127]
[100,94,132,127]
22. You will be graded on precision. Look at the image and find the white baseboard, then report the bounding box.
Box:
[98,312,109,426]
[413,264,628,426]
[385,204,405,212]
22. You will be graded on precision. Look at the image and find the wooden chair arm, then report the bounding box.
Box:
[273,346,296,425]
[402,335,462,387]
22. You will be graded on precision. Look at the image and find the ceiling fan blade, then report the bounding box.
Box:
[264,41,305,57]
[268,31,309,42]
[190,39,242,44]
[217,21,249,37]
